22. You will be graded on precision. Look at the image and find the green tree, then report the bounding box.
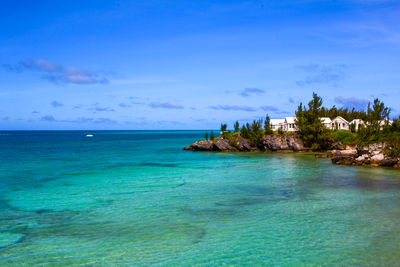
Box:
[220,123,227,132]
[264,114,273,135]
[240,123,251,139]
[234,121,240,132]
[349,123,356,133]
[210,131,215,140]
[249,119,264,146]
[295,92,330,150]
[205,132,209,140]
[358,98,391,143]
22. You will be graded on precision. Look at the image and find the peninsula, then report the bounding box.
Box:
[185,93,400,168]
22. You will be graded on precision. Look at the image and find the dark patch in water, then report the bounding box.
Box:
[96,199,114,206]
[0,232,28,250]
[139,163,179,167]
[215,197,267,207]
[36,209,53,214]
[112,191,136,195]
[181,207,237,217]
[192,228,206,244]
[235,185,295,199]
[175,180,186,188]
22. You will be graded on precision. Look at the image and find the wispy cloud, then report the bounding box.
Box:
[209,105,257,112]
[334,96,369,110]
[39,115,117,124]
[260,105,290,115]
[118,102,130,108]
[239,88,265,97]
[93,103,115,112]
[296,64,347,87]
[63,117,117,124]
[40,115,56,122]
[73,104,83,110]
[149,102,184,109]
[3,58,109,85]
[51,100,63,108]
[260,105,279,112]
[128,96,146,105]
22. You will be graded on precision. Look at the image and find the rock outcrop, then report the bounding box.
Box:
[329,142,400,168]
[184,135,309,152]
[185,135,400,169]
[262,135,308,151]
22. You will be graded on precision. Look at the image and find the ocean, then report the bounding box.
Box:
[1,130,400,265]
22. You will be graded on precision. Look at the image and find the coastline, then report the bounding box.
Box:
[184,134,400,169]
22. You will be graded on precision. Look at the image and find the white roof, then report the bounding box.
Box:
[285,117,296,123]
[332,116,349,124]
[270,119,285,125]
[320,117,332,124]
[350,119,364,124]
[379,120,393,126]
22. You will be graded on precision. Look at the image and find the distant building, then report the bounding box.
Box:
[379,119,393,129]
[283,117,298,132]
[350,119,365,131]
[332,116,350,130]
[320,117,332,130]
[269,116,367,132]
[270,119,285,131]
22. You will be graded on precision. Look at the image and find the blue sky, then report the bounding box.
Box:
[1,0,399,130]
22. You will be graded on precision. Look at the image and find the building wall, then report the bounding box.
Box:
[284,123,298,132]
[332,119,349,130]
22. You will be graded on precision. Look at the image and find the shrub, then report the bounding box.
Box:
[385,139,400,158]
[331,130,357,145]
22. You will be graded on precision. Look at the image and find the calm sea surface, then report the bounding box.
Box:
[1,130,400,266]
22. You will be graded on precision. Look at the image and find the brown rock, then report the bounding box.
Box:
[331,156,355,165]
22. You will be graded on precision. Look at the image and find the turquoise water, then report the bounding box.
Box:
[1,131,400,266]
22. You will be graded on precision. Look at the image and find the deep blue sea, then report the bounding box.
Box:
[1,130,400,265]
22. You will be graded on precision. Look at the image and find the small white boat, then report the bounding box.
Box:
[86,134,93,137]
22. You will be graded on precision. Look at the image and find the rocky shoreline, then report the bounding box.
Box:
[184,135,400,169]
[329,143,400,168]
[184,135,310,152]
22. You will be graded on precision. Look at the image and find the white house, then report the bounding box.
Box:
[379,119,393,129]
[332,116,350,130]
[283,117,298,132]
[320,117,332,130]
[350,119,365,131]
[270,119,285,131]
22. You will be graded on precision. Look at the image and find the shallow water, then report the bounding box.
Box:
[1,131,400,265]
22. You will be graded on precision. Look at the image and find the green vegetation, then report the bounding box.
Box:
[234,121,240,132]
[295,93,331,150]
[220,123,227,132]
[204,132,209,140]
[248,120,264,145]
[319,106,367,122]
[264,115,273,135]
[211,92,399,153]
[385,139,400,158]
[329,130,357,145]
[296,93,400,151]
